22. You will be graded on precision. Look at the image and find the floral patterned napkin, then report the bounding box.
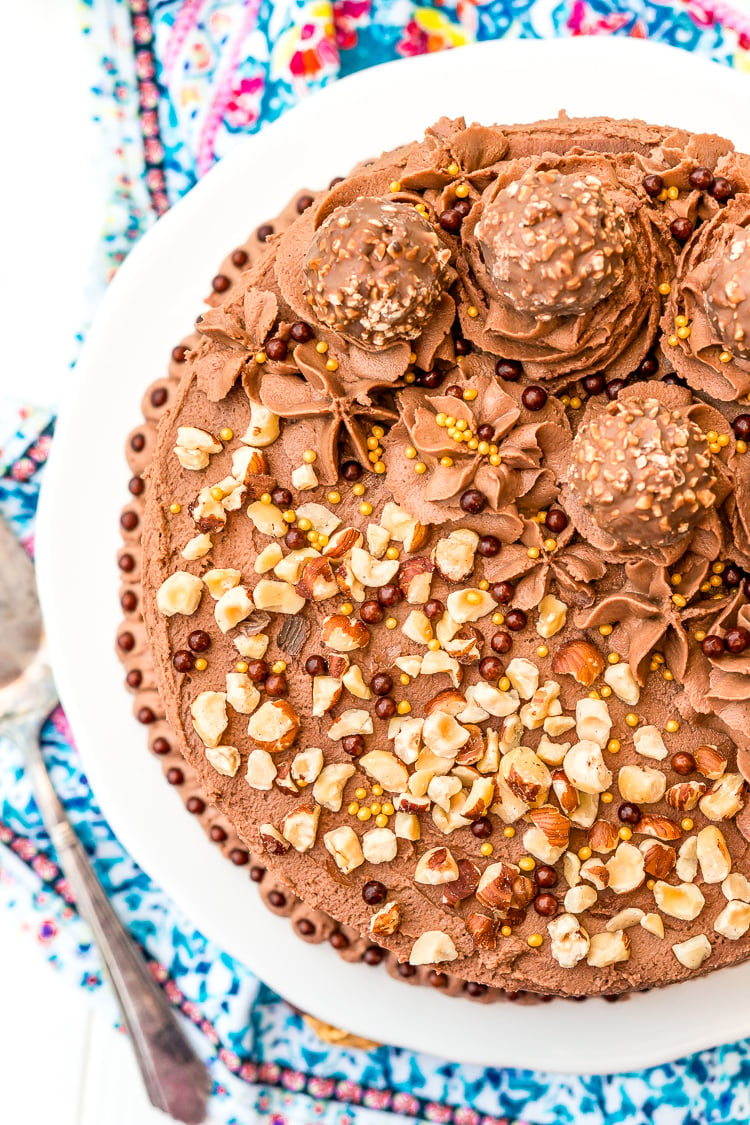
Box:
[5,1,750,1121]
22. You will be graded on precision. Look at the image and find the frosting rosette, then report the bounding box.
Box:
[664,196,750,401]
[456,152,675,386]
[382,354,571,535]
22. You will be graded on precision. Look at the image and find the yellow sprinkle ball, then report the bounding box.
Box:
[492,613,505,625]
[466,591,483,605]
[672,593,687,607]
[658,188,669,202]
[375,814,389,828]
[503,826,516,838]
[601,792,614,804]
[527,547,541,560]
[489,453,502,466]
[668,335,679,347]
[235,661,249,674]
[397,701,412,715]
[359,502,373,516]
[389,181,401,192]
[718,433,730,447]
[709,441,722,454]
[357,807,372,822]
[386,547,400,560]
[608,739,621,753]
[340,603,353,615]
[658,281,672,296]
[607,652,620,665]
[405,446,417,459]
[599,624,613,637]
[501,925,512,938]
[719,351,733,364]
[348,803,360,816]
[219,427,233,442]
[302,449,317,464]
[325,358,339,372]
[352,483,365,496]
[578,846,592,861]
[282,510,296,523]
[665,719,680,733]
[355,788,367,800]
[677,326,691,339]
[499,676,511,692]
[675,314,688,328]
[463,388,478,401]
[681,817,694,832]
[667,185,680,200]
[440,456,454,467]
[519,856,536,872]
[210,486,224,501]
[415,462,427,475]
[385,617,398,629]
[404,372,416,384]
[382,802,395,816]
[528,934,544,949]
[317,534,329,547]
[600,685,612,699]
[169,502,181,514]
[480,842,494,857]
[447,162,460,176]
[625,713,640,727]
[710,574,723,587]
[254,351,267,365]
[399,673,410,686]
[543,538,557,552]
[619,826,633,841]
[370,802,382,816]
[194,657,207,671]
[455,183,470,198]
[427,638,441,651]
[537,645,549,658]
[467,306,479,318]
[327,491,341,505]
[695,630,707,643]
[569,396,582,410]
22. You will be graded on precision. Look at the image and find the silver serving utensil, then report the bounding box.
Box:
[0,517,210,1123]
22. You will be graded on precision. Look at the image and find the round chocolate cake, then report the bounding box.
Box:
[122,115,750,1000]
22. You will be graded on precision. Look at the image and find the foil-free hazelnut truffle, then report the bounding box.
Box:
[569,396,718,548]
[303,197,451,349]
[475,168,633,317]
[705,236,750,359]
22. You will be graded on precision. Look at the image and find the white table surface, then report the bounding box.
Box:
[0,1,178,1120]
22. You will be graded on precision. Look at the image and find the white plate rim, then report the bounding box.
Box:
[35,36,750,1076]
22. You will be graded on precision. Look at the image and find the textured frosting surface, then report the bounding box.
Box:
[138,115,750,998]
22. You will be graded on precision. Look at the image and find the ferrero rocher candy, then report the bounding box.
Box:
[476,168,633,318]
[569,396,718,548]
[705,236,750,359]
[303,198,450,349]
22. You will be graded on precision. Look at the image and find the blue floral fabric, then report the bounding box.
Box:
[6,1,750,1122]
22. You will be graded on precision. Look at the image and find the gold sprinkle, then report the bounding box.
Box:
[489,453,501,466]
[374,461,386,474]
[695,629,707,642]
[681,817,694,832]
[737,440,748,453]
[599,624,613,637]
[675,314,688,328]
[625,712,640,727]
[367,450,381,464]
[600,685,612,699]
[194,657,207,671]
[340,603,353,615]
[677,326,691,340]
[386,547,400,560]
[467,306,479,318]
[327,491,341,505]
[463,387,478,401]
[467,438,479,451]
[385,617,398,629]
[261,493,272,505]
[607,652,620,665]
[427,638,441,651]
[359,502,372,516]
[492,613,505,625]
[543,538,557,552]
[219,427,233,442]
[405,446,417,459]
[718,433,730,447]
[455,183,470,198]
[382,802,395,816]
[607,739,621,753]
[447,162,460,176]
[404,372,416,384]
[315,340,328,354]
[235,661,249,674]
[569,396,582,410]
[700,581,711,593]
[646,878,656,891]
[601,792,614,804]
[414,462,427,475]
[210,486,224,501]
[710,574,723,587]
[348,802,360,816]
[389,180,402,192]
[709,441,721,454]
[399,673,410,686]
[255,351,267,364]
[719,350,733,364]
[367,436,379,451]
[302,451,317,466]
[479,842,494,857]
[665,719,680,733]
[658,282,672,296]
[466,591,483,605]
[357,807,372,822]
[668,334,679,347]
[397,700,411,715]
[272,661,287,674]
[537,645,549,658]
[501,925,512,937]
[503,826,516,838]
[372,784,384,797]
[668,185,680,200]
[671,593,687,608]
[456,419,468,432]
[169,502,181,514]
[317,534,329,547]
[297,518,312,532]
[527,547,540,560]
[498,676,511,693]
[588,690,600,700]
[307,530,318,544]
[518,856,535,872]
[707,431,719,444]
[578,846,592,861]
[477,441,490,456]
[375,814,388,828]
[527,933,543,949]
[370,802,382,815]
[670,574,682,587]
[282,509,296,524]
[560,395,571,406]
[326,358,339,371]
[619,826,633,841]
[352,483,365,496]
[355,788,367,800]
[479,579,490,591]
[658,188,669,202]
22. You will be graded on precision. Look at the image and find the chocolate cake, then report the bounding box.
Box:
[121,114,750,1000]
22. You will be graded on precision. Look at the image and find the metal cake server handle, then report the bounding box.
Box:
[0,518,210,1124]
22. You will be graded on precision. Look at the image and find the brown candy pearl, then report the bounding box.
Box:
[397,962,416,977]
[297,194,315,213]
[342,734,365,756]
[172,650,194,672]
[363,947,384,966]
[305,655,328,676]
[371,672,393,696]
[582,372,606,395]
[265,338,288,361]
[250,865,265,882]
[268,890,286,907]
[495,359,523,382]
[375,697,397,720]
[296,919,316,937]
[723,564,744,588]
[710,176,733,202]
[210,825,227,842]
[522,385,547,411]
[477,535,501,557]
[689,166,714,190]
[166,767,184,785]
[606,377,627,400]
[618,802,641,825]
[265,673,288,696]
[544,509,568,534]
[271,487,292,508]
[137,707,155,724]
[505,609,527,632]
[733,415,750,441]
[171,344,189,363]
[479,656,504,681]
[212,274,231,293]
[117,632,135,652]
[454,337,472,356]
[534,893,558,918]
[362,880,387,905]
[231,248,248,267]
[491,581,515,605]
[642,174,664,197]
[121,591,137,613]
[377,584,402,607]
[290,321,313,343]
[471,817,492,839]
[672,751,696,775]
[186,797,205,815]
[460,488,486,514]
[150,387,168,408]
[128,476,144,496]
[726,627,750,654]
[670,217,694,243]
[445,385,462,398]
[341,460,363,482]
[126,669,142,689]
[701,635,725,658]
[476,424,495,442]
[491,631,512,654]
[454,198,471,218]
[285,528,307,550]
[230,849,250,867]
[419,369,445,390]
[247,659,270,683]
[257,224,274,242]
[188,630,211,653]
[637,354,660,378]
[439,208,463,233]
[429,971,448,989]
[118,553,135,573]
[152,737,170,755]
[361,600,384,625]
[535,865,558,889]
[130,433,145,452]
[465,981,487,998]
[424,599,444,620]
[330,931,349,950]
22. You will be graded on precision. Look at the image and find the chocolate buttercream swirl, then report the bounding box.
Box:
[575,559,721,685]
[665,196,750,401]
[258,341,399,483]
[456,152,675,386]
[382,354,571,533]
[482,519,606,612]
